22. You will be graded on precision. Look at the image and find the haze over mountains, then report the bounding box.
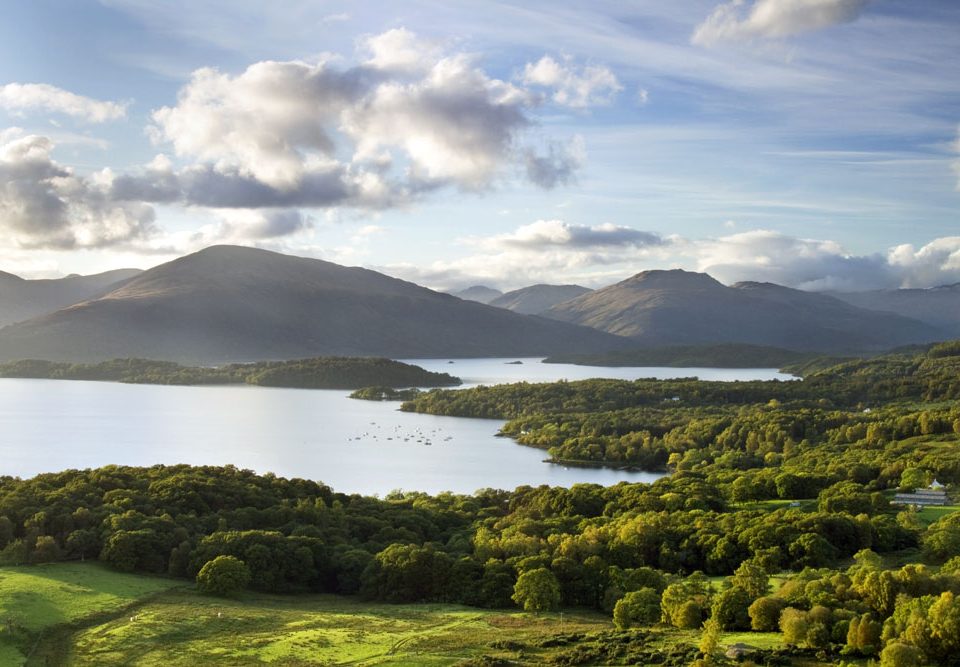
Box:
[0,246,625,363]
[543,269,946,353]
[828,285,960,336]
[489,284,593,315]
[448,285,502,304]
[0,269,142,328]
[0,248,956,363]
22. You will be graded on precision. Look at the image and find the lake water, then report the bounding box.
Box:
[0,359,794,495]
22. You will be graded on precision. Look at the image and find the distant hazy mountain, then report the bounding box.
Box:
[449,285,503,304]
[0,268,142,327]
[543,269,945,353]
[827,284,960,335]
[489,284,593,315]
[0,246,627,363]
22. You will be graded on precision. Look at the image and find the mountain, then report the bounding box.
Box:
[543,269,946,353]
[0,246,627,363]
[489,284,593,315]
[449,285,503,304]
[0,268,142,327]
[827,284,960,335]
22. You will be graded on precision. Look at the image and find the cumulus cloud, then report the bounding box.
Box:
[0,131,154,249]
[142,30,579,209]
[0,83,127,122]
[360,27,441,73]
[887,238,960,289]
[521,55,623,108]
[689,230,894,290]
[692,0,871,46]
[343,53,533,191]
[687,230,960,291]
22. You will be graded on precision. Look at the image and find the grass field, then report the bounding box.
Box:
[0,562,181,665]
[64,591,616,666]
[0,562,809,666]
[916,504,960,525]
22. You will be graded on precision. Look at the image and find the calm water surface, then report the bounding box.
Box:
[0,359,794,495]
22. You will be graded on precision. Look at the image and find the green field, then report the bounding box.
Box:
[0,562,181,665]
[0,562,804,666]
[65,592,614,666]
[916,504,960,525]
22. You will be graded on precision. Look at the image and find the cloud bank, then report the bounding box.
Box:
[386,221,960,293]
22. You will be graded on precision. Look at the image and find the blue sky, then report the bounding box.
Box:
[0,0,957,291]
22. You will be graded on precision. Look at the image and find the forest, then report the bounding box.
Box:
[0,343,959,664]
[0,356,461,390]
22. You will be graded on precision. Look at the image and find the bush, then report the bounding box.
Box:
[196,555,251,596]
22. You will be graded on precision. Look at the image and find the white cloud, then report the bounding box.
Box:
[0,132,155,249]
[360,27,441,73]
[693,0,872,46]
[145,30,568,206]
[343,53,533,191]
[479,219,663,251]
[202,209,314,243]
[381,222,960,293]
[521,55,623,108]
[0,83,127,123]
[887,238,960,289]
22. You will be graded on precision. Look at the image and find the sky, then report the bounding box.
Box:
[0,0,958,291]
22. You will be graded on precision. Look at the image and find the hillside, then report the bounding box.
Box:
[0,246,626,363]
[543,269,945,353]
[489,283,593,315]
[828,284,960,335]
[0,268,141,327]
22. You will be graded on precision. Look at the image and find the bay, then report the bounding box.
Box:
[0,359,794,495]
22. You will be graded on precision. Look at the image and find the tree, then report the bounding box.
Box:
[699,616,722,664]
[196,555,251,596]
[613,588,660,629]
[928,591,960,658]
[661,573,711,629]
[846,613,881,655]
[899,467,930,491]
[879,642,924,667]
[512,567,560,613]
[749,596,786,632]
[711,586,752,630]
[731,559,769,599]
[780,607,810,646]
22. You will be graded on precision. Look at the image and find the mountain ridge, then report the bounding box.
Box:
[0,245,627,363]
[543,269,946,353]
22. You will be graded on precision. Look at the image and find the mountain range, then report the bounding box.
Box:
[828,284,960,336]
[543,269,945,353]
[0,246,624,363]
[0,248,955,362]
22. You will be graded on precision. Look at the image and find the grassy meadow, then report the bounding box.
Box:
[0,562,806,666]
